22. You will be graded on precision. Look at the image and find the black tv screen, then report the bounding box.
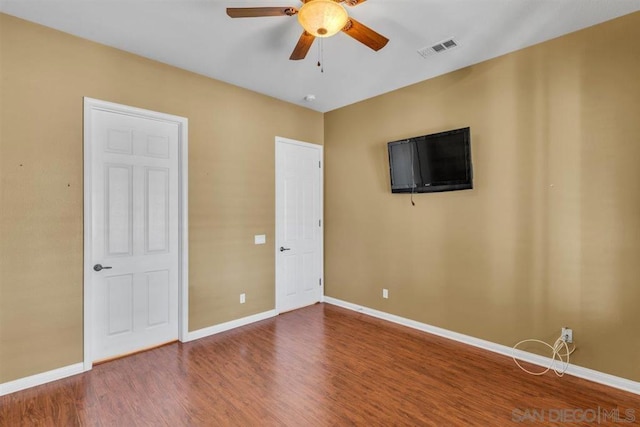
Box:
[388,127,472,193]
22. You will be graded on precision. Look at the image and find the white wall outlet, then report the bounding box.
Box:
[240,293,246,304]
[254,234,266,245]
[382,288,389,299]
[561,327,573,343]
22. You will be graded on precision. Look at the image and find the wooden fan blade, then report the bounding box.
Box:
[343,0,367,6]
[226,7,297,18]
[290,31,315,60]
[342,18,388,51]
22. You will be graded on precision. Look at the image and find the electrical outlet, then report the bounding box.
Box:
[240,293,246,304]
[561,327,573,343]
[382,288,389,299]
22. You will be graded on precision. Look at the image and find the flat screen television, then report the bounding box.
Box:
[388,127,473,194]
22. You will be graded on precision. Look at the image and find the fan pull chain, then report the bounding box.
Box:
[317,38,324,73]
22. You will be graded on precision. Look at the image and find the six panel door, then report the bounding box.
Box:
[91,110,179,362]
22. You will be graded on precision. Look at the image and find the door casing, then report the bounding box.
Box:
[83,97,189,370]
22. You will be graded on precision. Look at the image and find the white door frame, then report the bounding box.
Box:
[274,136,324,314]
[83,97,189,370]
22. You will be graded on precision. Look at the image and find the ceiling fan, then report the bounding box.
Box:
[226,0,389,60]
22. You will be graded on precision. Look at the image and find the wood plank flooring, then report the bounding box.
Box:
[1,303,638,426]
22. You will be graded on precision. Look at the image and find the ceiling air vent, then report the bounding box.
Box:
[417,37,460,59]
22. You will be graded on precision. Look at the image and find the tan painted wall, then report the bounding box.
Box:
[0,14,323,383]
[324,12,640,382]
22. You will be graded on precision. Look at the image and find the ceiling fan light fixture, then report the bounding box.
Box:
[298,0,348,38]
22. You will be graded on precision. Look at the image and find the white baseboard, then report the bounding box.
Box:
[184,309,277,342]
[0,362,84,396]
[323,296,640,396]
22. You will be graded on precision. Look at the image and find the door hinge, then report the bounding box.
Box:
[319,278,322,287]
[319,219,322,227]
[319,161,321,168]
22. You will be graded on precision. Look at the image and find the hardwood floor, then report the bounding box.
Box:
[1,303,638,426]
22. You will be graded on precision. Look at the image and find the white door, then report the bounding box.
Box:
[88,106,180,362]
[275,137,323,313]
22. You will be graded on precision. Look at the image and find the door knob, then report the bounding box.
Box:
[279,247,291,252]
[93,264,113,272]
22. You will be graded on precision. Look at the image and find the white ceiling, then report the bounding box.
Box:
[1,0,639,112]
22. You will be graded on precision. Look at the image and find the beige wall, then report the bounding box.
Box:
[324,12,640,382]
[0,14,323,383]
